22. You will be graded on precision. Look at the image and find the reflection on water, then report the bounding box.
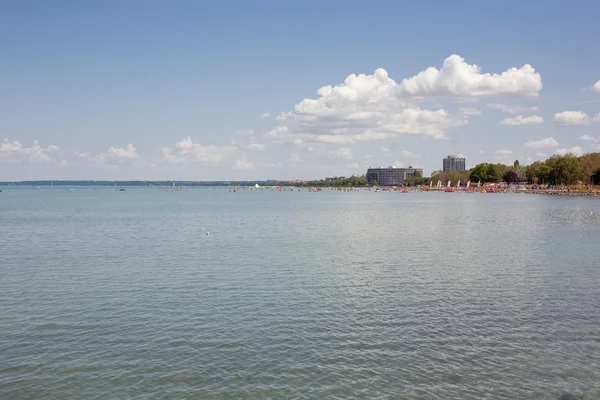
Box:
[1,188,600,399]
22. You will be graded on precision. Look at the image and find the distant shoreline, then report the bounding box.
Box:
[2,182,600,197]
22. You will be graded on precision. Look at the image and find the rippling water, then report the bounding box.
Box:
[1,187,600,399]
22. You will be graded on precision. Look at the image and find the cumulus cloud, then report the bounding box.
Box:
[554,111,591,126]
[265,66,467,146]
[594,80,600,93]
[525,137,559,149]
[162,137,252,169]
[0,139,60,163]
[262,55,542,150]
[108,143,137,159]
[535,152,547,157]
[499,115,544,126]
[579,135,598,142]
[380,146,391,153]
[260,112,271,118]
[392,161,404,168]
[487,103,539,114]
[398,55,542,97]
[555,146,584,156]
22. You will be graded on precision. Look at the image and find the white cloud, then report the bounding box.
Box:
[108,143,137,160]
[263,55,542,149]
[276,112,294,121]
[380,146,391,153]
[495,149,513,155]
[499,115,544,125]
[260,112,271,119]
[525,137,559,149]
[594,113,600,122]
[487,103,539,114]
[594,80,600,94]
[554,111,591,126]
[269,65,467,145]
[555,146,585,156]
[346,162,360,169]
[392,161,404,168]
[459,107,482,115]
[0,139,60,163]
[399,150,422,158]
[535,152,547,157]
[288,153,301,164]
[162,137,252,168]
[327,147,354,160]
[398,54,542,97]
[578,135,598,142]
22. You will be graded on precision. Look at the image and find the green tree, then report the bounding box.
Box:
[547,155,584,185]
[489,164,507,182]
[469,163,490,183]
[526,161,552,184]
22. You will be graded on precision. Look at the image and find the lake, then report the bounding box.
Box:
[1,187,599,399]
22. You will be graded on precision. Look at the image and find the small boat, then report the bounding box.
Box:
[119,188,126,191]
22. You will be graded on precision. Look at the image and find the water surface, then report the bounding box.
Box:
[1,187,600,399]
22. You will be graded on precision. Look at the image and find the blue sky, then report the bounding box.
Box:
[1,0,600,180]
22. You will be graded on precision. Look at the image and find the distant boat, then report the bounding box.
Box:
[119,188,126,191]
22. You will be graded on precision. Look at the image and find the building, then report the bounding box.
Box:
[366,166,423,186]
[443,155,466,173]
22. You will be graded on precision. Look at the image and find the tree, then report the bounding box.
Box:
[592,169,600,185]
[489,164,507,182]
[469,163,490,183]
[577,153,600,183]
[547,155,584,185]
[503,170,519,183]
[526,161,552,184]
[514,160,520,167]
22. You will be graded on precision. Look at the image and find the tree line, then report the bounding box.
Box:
[431,152,600,186]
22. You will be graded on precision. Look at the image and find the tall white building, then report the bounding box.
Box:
[443,156,466,173]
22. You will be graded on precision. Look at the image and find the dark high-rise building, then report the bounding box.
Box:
[366,166,423,186]
[443,156,466,173]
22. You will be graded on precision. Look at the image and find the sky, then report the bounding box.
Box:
[1,0,600,181]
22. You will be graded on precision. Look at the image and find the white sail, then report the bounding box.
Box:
[457,180,461,188]
[447,180,451,188]
[467,180,470,187]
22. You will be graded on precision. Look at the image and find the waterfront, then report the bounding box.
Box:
[1,187,600,399]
